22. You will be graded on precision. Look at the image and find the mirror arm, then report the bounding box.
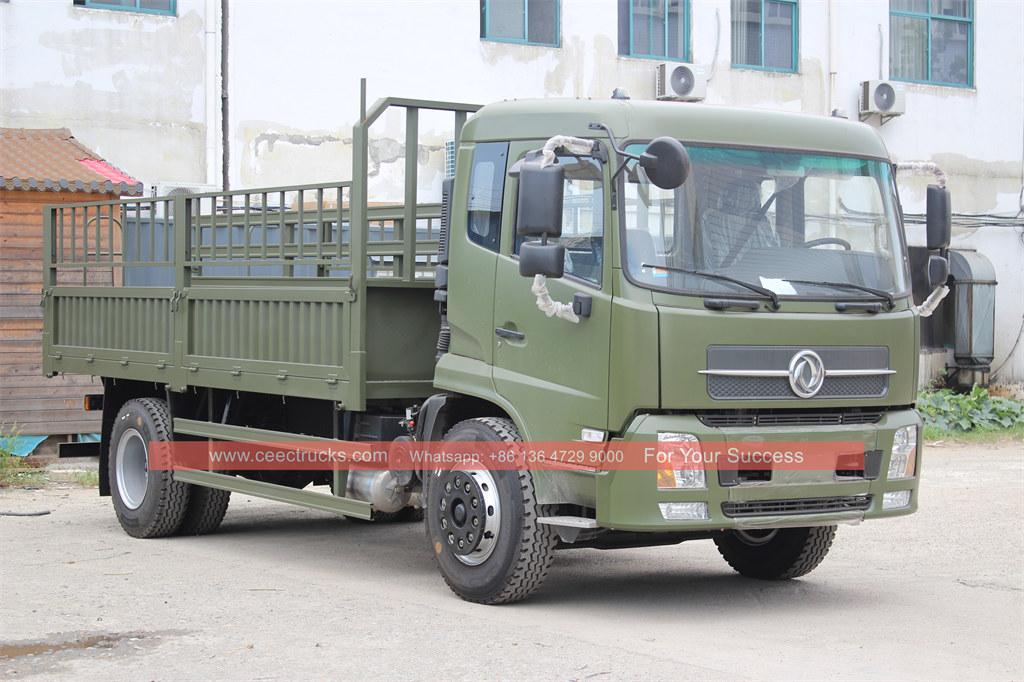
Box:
[588,122,640,182]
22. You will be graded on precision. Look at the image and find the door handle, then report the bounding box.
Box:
[495,326,525,341]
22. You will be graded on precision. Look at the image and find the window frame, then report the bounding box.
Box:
[74,0,177,16]
[620,0,692,63]
[889,0,974,88]
[730,0,800,74]
[466,142,510,254]
[480,0,561,48]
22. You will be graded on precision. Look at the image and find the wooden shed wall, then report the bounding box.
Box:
[1,190,108,435]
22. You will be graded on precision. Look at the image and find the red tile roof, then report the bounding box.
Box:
[0,128,143,195]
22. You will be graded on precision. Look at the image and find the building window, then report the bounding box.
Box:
[890,0,973,87]
[480,0,559,47]
[467,142,509,253]
[73,0,176,15]
[618,0,691,62]
[731,0,798,72]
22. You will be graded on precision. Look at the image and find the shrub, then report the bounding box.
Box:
[917,386,1024,432]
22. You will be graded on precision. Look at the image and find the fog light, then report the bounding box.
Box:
[883,490,912,510]
[888,426,917,480]
[658,502,709,520]
[656,433,706,489]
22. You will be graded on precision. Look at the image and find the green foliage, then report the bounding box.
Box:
[0,422,21,457]
[918,386,1024,433]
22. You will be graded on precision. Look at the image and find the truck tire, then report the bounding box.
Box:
[425,417,556,604]
[177,487,231,535]
[713,526,837,580]
[108,397,191,539]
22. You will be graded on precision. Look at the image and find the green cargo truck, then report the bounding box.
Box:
[40,92,951,604]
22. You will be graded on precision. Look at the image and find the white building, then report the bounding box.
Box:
[2,0,1023,381]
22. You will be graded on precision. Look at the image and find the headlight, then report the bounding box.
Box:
[888,426,918,480]
[655,433,706,489]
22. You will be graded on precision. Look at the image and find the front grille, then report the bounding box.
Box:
[705,345,890,400]
[722,494,873,517]
[698,410,883,428]
[707,374,889,401]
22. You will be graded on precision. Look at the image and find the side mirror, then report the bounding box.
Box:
[927,254,949,289]
[516,161,564,239]
[519,241,565,278]
[638,137,690,190]
[926,184,951,250]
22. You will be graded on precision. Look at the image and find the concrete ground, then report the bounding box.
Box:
[1,442,1022,681]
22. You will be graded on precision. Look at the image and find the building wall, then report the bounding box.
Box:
[0,0,218,190]
[3,0,1021,382]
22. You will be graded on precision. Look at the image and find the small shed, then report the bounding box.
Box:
[0,128,142,438]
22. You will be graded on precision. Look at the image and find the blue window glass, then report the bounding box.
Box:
[890,0,973,87]
[74,0,176,15]
[731,0,799,72]
[618,0,691,62]
[481,0,559,47]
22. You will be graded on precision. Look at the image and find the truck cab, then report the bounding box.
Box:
[426,97,947,585]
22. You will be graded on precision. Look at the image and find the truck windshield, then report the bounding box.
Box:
[621,144,909,302]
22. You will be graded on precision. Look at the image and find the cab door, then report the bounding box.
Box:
[491,144,612,440]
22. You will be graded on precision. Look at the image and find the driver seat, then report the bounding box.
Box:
[699,180,778,269]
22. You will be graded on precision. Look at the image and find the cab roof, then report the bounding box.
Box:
[461,98,891,160]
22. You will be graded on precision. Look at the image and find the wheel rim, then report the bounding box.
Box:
[115,428,149,510]
[437,469,501,567]
[734,528,778,546]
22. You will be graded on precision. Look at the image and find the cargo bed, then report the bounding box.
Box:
[41,98,479,411]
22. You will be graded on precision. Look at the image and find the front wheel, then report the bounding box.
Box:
[425,418,556,604]
[713,526,837,580]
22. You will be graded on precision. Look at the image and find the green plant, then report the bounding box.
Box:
[917,386,1024,433]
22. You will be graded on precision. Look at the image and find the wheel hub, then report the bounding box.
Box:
[115,427,149,510]
[436,469,500,566]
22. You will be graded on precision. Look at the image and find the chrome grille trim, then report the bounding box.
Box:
[703,345,892,400]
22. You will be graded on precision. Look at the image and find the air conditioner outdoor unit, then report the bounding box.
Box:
[656,63,706,102]
[859,80,906,123]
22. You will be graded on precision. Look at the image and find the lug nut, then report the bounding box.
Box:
[467,532,474,542]
[471,497,478,508]
[445,482,451,493]
[464,483,471,493]
[471,517,479,527]
[441,518,448,529]
[439,499,446,511]
[457,539,464,549]
[447,533,454,545]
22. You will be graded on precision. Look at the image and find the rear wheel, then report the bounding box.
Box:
[425,417,556,604]
[177,486,231,535]
[713,526,837,580]
[109,398,191,538]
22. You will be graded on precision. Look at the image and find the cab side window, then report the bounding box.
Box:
[467,142,509,252]
[516,155,604,285]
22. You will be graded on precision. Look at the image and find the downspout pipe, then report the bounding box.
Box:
[221,0,229,191]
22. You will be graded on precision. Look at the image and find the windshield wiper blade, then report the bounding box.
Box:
[784,279,895,310]
[641,264,780,310]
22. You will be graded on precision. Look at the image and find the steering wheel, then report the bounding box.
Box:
[803,237,851,250]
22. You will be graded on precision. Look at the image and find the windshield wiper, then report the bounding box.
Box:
[784,279,895,310]
[641,264,780,310]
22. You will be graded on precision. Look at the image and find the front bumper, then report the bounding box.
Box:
[594,409,921,532]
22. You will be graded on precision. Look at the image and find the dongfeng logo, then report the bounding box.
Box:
[788,350,825,398]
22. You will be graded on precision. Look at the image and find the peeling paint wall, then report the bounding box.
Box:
[227,0,1023,382]
[1,0,213,189]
